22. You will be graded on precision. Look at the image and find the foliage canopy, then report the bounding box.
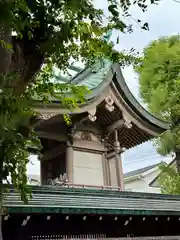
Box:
[158,162,180,195]
[136,35,180,155]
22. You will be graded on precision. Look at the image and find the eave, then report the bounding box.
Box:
[111,64,169,132]
[33,61,170,149]
[4,185,180,216]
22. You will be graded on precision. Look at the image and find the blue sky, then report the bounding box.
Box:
[109,0,178,172]
[27,0,178,175]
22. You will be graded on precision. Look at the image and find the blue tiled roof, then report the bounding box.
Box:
[76,59,112,90]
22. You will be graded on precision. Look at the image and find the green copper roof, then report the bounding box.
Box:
[56,59,112,91]
[74,59,112,90]
[3,186,180,215]
[36,58,170,134]
[45,59,113,102]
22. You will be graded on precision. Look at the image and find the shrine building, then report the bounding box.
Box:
[3,60,180,240]
[34,59,169,190]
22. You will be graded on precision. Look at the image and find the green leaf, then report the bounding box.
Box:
[136,35,180,155]
[0,40,12,50]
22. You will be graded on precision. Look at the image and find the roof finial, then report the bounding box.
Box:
[103,29,112,43]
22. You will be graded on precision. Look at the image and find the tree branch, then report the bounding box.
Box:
[9,37,44,93]
[0,23,12,78]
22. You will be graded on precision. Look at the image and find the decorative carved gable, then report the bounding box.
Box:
[81,132,92,141]
[74,131,100,143]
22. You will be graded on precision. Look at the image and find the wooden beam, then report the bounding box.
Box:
[37,131,67,142]
[106,119,124,133]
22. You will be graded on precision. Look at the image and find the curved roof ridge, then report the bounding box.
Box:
[112,63,170,130]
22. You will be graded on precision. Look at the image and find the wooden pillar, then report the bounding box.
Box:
[66,142,74,183]
[119,154,124,190]
[102,153,110,186]
[114,129,124,190]
[115,153,124,190]
[106,157,111,186]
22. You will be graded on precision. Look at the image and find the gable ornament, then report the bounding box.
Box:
[105,96,115,112]
[88,108,97,122]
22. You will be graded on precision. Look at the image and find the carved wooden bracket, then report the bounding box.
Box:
[123,113,132,129]
[88,108,97,122]
[81,131,92,141]
[105,96,115,112]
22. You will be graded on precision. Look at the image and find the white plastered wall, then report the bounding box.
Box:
[124,168,161,193]
[108,157,118,186]
[73,150,104,186]
[72,130,105,186]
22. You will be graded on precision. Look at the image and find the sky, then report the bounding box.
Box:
[27,0,179,176]
[108,0,179,172]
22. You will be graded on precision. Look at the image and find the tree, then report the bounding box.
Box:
[0,0,160,239]
[136,35,180,156]
[158,162,180,195]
